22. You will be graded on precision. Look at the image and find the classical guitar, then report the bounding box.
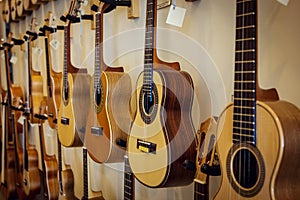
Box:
[84,3,131,163]
[123,155,135,200]
[127,0,197,188]
[36,98,59,200]
[43,11,63,129]
[194,117,220,200]
[57,0,91,147]
[21,22,43,198]
[24,17,45,124]
[0,35,24,200]
[213,1,300,199]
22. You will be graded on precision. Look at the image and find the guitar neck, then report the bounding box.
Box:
[123,155,134,200]
[94,12,102,89]
[23,117,29,171]
[83,147,89,200]
[194,181,208,200]
[44,36,52,88]
[57,136,64,194]
[233,0,257,144]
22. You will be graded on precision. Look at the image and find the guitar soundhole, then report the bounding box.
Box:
[93,83,104,113]
[226,143,265,197]
[139,84,158,124]
[62,83,69,105]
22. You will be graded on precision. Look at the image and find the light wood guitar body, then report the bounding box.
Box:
[58,168,76,200]
[22,146,40,197]
[213,101,300,200]
[128,69,196,188]
[17,0,32,17]
[2,0,11,23]
[23,0,40,11]
[58,72,90,147]
[85,71,131,163]
[30,74,44,123]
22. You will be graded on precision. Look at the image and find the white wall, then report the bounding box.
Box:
[1,0,300,199]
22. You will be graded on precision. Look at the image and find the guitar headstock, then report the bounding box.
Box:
[44,11,57,37]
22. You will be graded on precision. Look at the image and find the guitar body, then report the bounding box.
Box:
[58,72,90,147]
[23,146,40,197]
[47,72,62,128]
[42,156,59,200]
[85,71,131,163]
[31,74,44,124]
[1,145,17,199]
[128,69,196,188]
[214,101,300,200]
[58,168,76,200]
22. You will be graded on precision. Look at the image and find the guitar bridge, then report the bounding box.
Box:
[61,117,69,125]
[137,139,156,154]
[91,127,103,136]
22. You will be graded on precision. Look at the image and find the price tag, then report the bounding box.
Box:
[166,6,186,28]
[10,55,18,64]
[33,47,43,56]
[18,115,26,125]
[50,38,60,50]
[277,0,289,6]
[83,0,89,6]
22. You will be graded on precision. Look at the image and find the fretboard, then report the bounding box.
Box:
[233,0,257,144]
[63,26,69,89]
[143,0,155,96]
[124,155,134,200]
[83,147,88,200]
[194,181,208,200]
[57,137,63,194]
[94,12,101,91]
[27,41,33,100]
[44,37,52,89]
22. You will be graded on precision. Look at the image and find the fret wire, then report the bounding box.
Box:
[233,119,255,124]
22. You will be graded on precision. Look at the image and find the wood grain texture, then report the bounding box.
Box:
[85,72,131,163]
[30,74,44,124]
[213,101,300,200]
[58,168,76,200]
[128,69,197,188]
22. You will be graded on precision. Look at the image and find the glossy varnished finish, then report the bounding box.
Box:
[128,69,197,187]
[58,169,76,200]
[38,99,59,200]
[85,72,131,163]
[213,101,300,200]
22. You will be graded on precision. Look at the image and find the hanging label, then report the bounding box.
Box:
[166,6,186,28]
[10,55,18,64]
[277,0,289,6]
[50,38,60,50]
[18,115,26,125]
[33,47,43,56]
[83,0,89,6]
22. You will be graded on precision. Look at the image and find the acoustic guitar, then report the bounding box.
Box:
[0,35,23,200]
[36,98,59,200]
[43,11,63,129]
[84,3,131,164]
[57,0,91,147]
[194,117,220,200]
[24,17,45,124]
[23,0,40,11]
[213,1,300,199]
[127,0,197,188]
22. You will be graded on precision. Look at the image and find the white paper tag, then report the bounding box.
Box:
[277,0,289,6]
[50,38,60,50]
[10,55,18,64]
[166,6,186,28]
[33,47,43,56]
[83,0,89,6]
[18,115,26,125]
